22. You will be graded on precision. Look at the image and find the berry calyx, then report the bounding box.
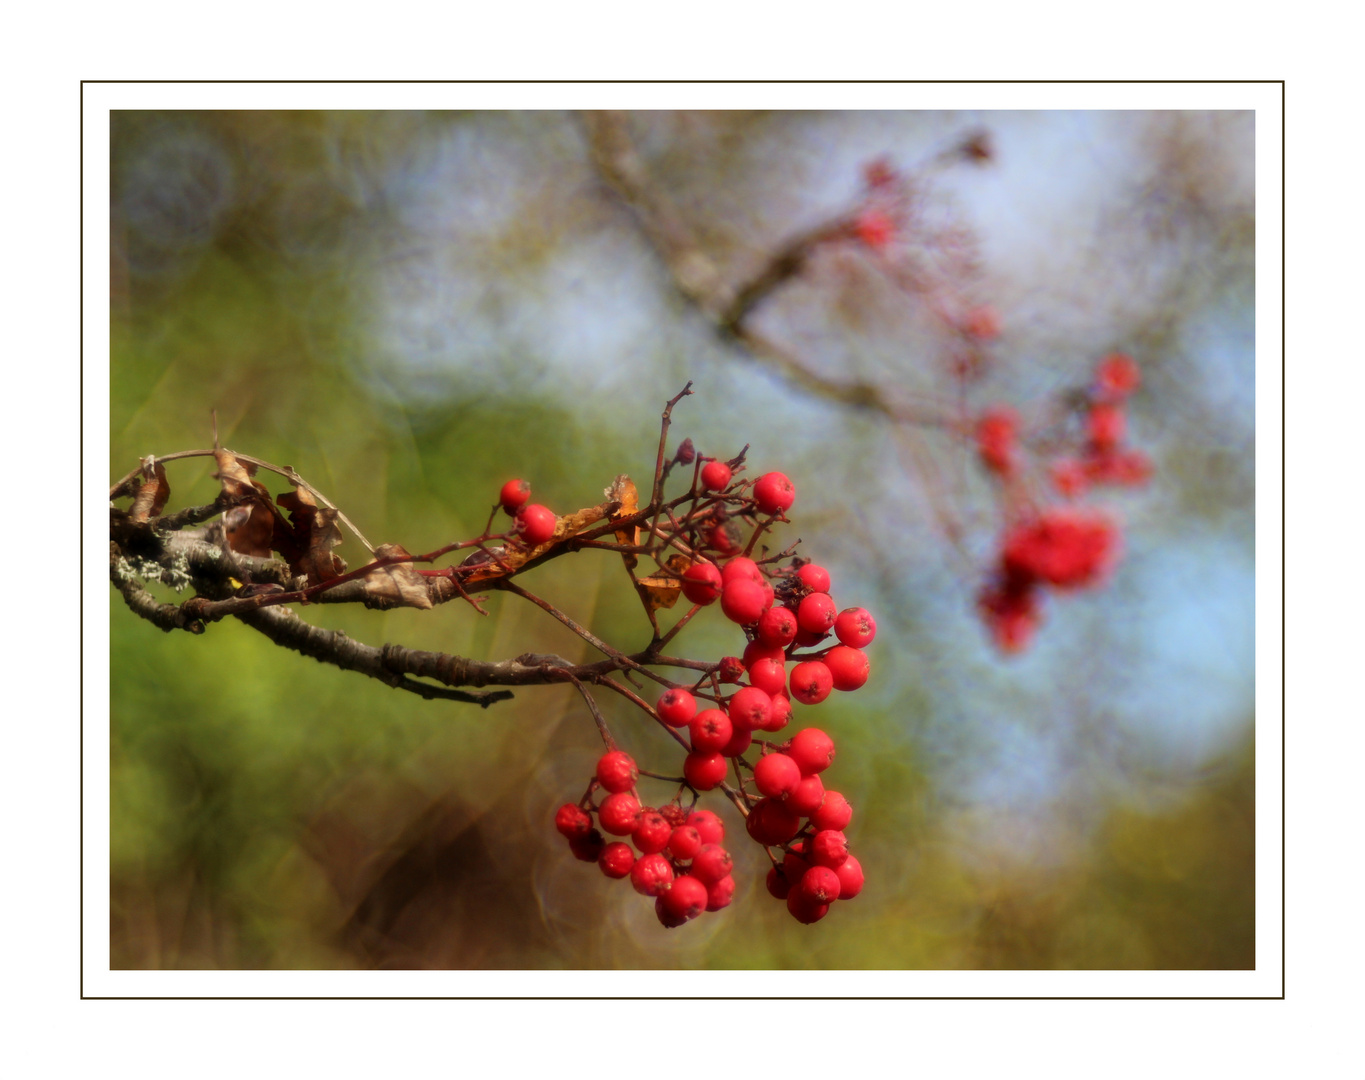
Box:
[515,504,558,546]
[716,655,746,683]
[499,478,531,515]
[753,472,796,516]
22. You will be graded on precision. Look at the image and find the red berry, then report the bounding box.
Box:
[663,875,710,920]
[554,803,592,839]
[757,606,799,647]
[499,478,531,515]
[783,843,812,885]
[690,708,733,754]
[834,607,877,649]
[690,843,733,884]
[745,797,802,846]
[595,750,638,794]
[961,304,1001,341]
[753,752,802,799]
[659,803,687,827]
[978,576,1041,654]
[700,460,733,491]
[728,686,772,732]
[810,829,850,868]
[797,592,838,635]
[766,866,792,900]
[683,750,728,791]
[655,895,689,928]
[721,556,763,586]
[716,656,746,683]
[656,688,697,728]
[598,841,636,879]
[680,561,723,605]
[800,865,842,905]
[721,578,770,626]
[789,660,833,706]
[743,639,787,668]
[1050,458,1089,498]
[823,645,870,692]
[793,626,830,649]
[789,774,825,817]
[1002,509,1120,590]
[515,504,558,546]
[834,854,865,900]
[809,790,852,831]
[1095,352,1140,399]
[788,728,836,775]
[796,564,831,593]
[633,809,672,854]
[598,792,642,836]
[853,208,896,249]
[976,406,1018,476]
[666,825,703,861]
[786,889,829,924]
[720,726,753,758]
[685,810,725,845]
[705,874,736,912]
[568,829,605,862]
[753,471,796,516]
[1088,401,1126,451]
[747,657,787,698]
[763,692,793,732]
[709,520,743,555]
[630,852,675,897]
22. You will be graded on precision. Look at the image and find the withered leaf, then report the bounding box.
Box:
[362,543,433,610]
[128,459,170,524]
[634,553,690,612]
[607,474,641,570]
[299,507,345,585]
[224,503,275,558]
[213,448,268,502]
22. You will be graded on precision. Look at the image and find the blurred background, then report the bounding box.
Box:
[109,110,1254,969]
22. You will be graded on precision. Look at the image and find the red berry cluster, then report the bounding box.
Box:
[548,447,875,927]
[555,749,736,928]
[752,727,864,924]
[498,477,559,546]
[972,354,1150,653]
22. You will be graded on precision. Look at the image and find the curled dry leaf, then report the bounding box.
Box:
[362,543,433,610]
[300,507,345,584]
[608,473,641,572]
[128,458,170,524]
[224,504,275,558]
[635,552,690,612]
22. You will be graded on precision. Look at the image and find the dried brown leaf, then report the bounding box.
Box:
[300,507,345,584]
[128,459,170,524]
[224,503,275,558]
[362,543,433,610]
[635,553,691,612]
